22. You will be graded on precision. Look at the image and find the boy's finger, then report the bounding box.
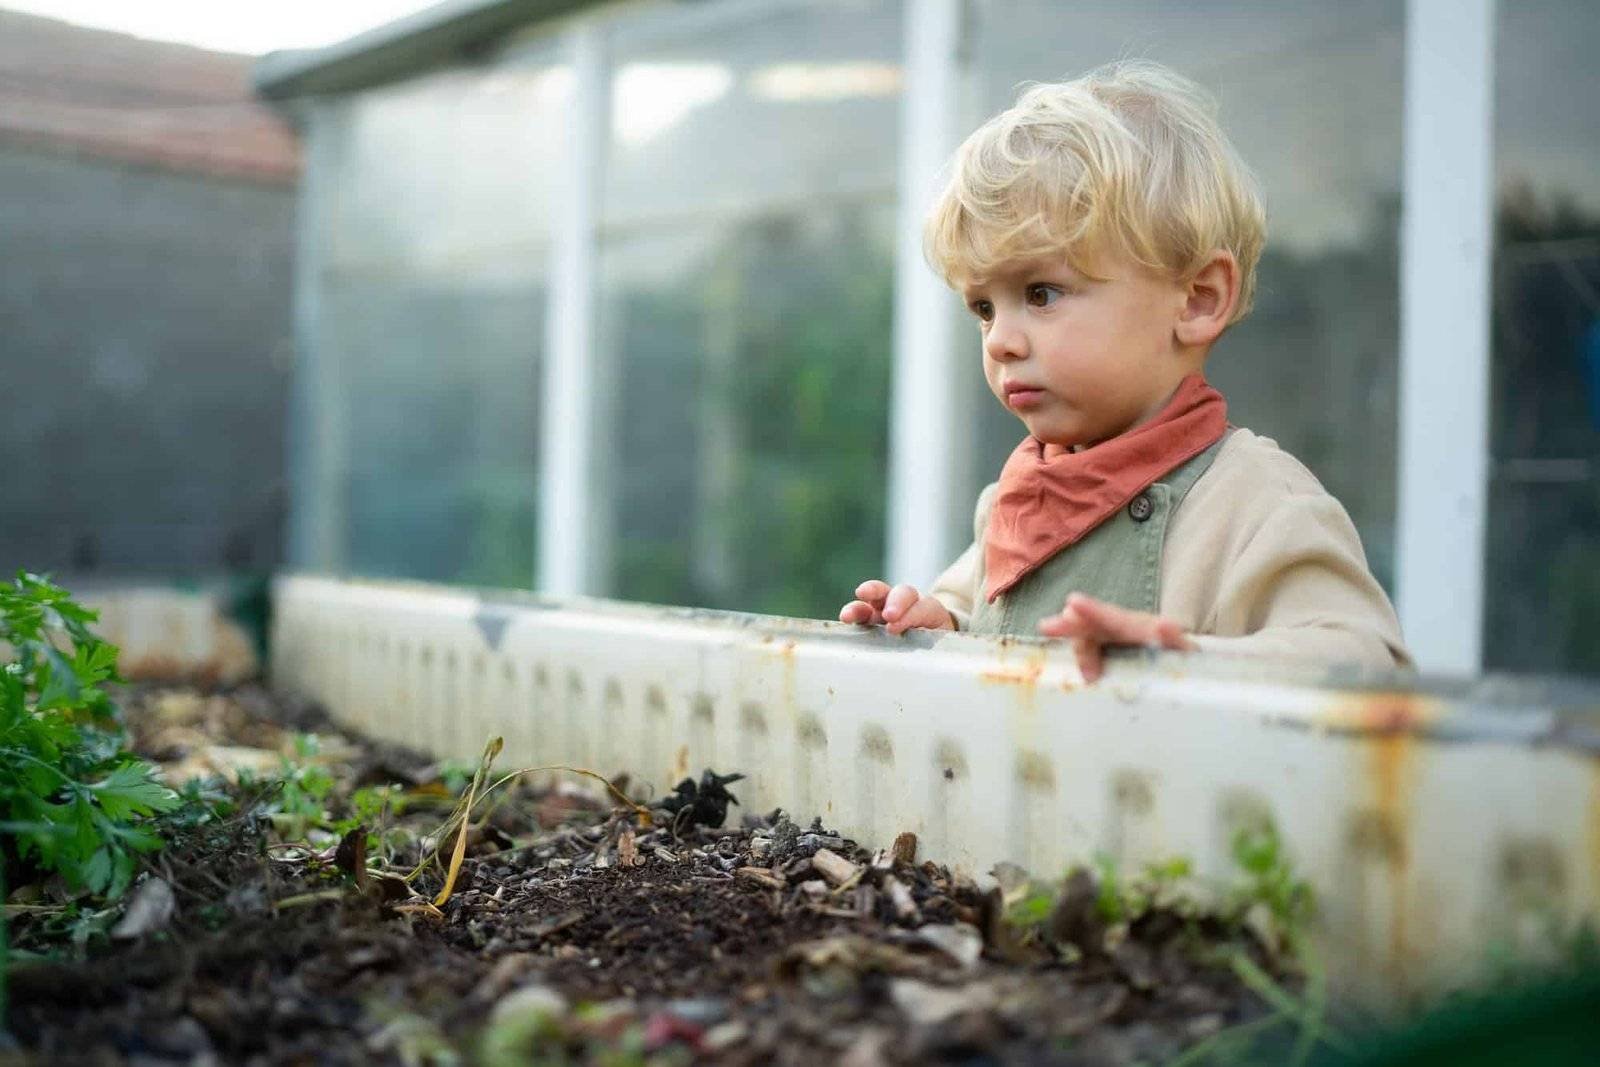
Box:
[887,596,948,635]
[1073,636,1105,683]
[855,579,891,606]
[839,601,878,625]
[1037,605,1086,638]
[881,583,921,622]
[1066,595,1196,652]
[1153,617,1198,651]
[1065,594,1159,645]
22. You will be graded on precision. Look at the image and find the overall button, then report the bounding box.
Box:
[1128,493,1154,522]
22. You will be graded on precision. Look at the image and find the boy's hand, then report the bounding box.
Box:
[1038,592,1196,683]
[839,580,956,636]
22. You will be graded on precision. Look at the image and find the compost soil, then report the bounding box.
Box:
[6,684,1281,1066]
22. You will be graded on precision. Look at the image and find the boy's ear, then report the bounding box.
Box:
[1174,251,1240,347]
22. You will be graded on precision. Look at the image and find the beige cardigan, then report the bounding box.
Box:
[929,428,1412,669]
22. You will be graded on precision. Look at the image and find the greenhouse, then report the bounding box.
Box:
[251,0,1600,678]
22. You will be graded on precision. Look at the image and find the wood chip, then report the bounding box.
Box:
[883,874,919,922]
[735,867,784,890]
[891,832,918,867]
[811,847,860,887]
[854,883,878,919]
[618,825,638,867]
[652,846,679,863]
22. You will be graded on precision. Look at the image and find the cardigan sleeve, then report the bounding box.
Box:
[927,483,999,631]
[1177,435,1414,668]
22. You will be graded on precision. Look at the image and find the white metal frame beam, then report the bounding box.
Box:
[1396,0,1496,673]
[288,108,348,574]
[537,24,609,596]
[886,0,965,587]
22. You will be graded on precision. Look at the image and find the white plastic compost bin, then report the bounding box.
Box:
[269,574,1600,1008]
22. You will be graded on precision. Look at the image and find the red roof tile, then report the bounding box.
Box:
[0,9,299,184]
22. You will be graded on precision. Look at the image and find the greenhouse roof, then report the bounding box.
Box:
[253,0,598,101]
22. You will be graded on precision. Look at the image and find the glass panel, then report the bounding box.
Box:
[324,275,543,587]
[598,0,902,616]
[965,0,1404,589]
[1487,1,1600,675]
[603,0,902,225]
[325,60,565,271]
[306,51,562,586]
[601,204,896,615]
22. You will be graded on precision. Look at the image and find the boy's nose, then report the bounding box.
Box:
[984,316,1028,362]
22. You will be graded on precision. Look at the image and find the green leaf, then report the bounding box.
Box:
[89,763,180,820]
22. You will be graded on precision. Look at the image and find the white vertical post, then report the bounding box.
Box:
[538,26,608,596]
[887,0,965,587]
[288,108,347,573]
[1396,0,1495,673]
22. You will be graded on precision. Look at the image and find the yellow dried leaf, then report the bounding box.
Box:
[433,737,503,908]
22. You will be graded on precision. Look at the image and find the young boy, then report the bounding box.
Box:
[839,61,1409,680]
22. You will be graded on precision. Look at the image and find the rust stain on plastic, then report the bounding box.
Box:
[1323,690,1440,735]
[981,648,1047,690]
[1342,691,1429,987]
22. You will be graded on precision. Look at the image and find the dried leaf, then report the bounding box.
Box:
[334,825,370,891]
[434,736,504,907]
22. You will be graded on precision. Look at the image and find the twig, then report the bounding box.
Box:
[271,888,347,910]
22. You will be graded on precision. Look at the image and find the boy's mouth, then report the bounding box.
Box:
[1004,382,1046,409]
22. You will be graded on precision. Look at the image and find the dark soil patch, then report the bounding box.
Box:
[5,683,1283,1065]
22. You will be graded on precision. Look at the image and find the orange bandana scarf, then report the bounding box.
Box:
[983,374,1229,602]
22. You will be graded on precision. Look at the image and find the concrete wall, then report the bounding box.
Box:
[0,146,294,576]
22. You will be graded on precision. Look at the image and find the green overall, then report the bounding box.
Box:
[967,437,1227,636]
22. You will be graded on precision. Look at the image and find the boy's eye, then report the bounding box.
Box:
[968,299,994,322]
[1026,283,1062,307]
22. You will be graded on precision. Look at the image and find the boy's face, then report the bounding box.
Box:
[961,251,1198,448]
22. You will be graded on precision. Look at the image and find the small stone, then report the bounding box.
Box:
[702,1020,749,1051]
[471,953,536,1002]
[663,997,728,1025]
[748,836,771,859]
[653,846,679,863]
[491,983,568,1025]
[839,1027,893,1067]
[916,923,984,970]
[889,978,997,1025]
[112,877,175,940]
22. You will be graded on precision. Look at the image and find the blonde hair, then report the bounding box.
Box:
[925,61,1267,324]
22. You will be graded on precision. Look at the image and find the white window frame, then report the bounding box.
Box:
[537,23,610,596]
[1396,0,1495,673]
[886,0,965,588]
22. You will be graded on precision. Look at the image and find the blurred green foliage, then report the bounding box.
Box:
[613,206,894,618]
[0,573,178,900]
